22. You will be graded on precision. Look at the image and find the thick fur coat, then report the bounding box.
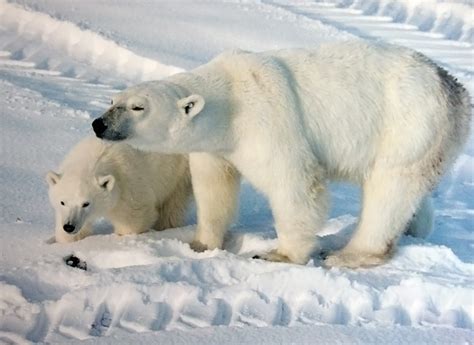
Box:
[47,137,191,243]
[92,41,471,267]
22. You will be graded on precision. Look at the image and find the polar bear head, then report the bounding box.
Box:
[92,81,210,153]
[46,170,118,243]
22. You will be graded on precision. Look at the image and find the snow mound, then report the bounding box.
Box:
[0,0,183,83]
[331,0,473,43]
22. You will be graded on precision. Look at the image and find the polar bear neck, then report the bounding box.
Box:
[167,68,229,101]
[165,68,237,154]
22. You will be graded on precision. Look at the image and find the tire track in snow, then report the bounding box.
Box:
[266,1,473,89]
[333,0,473,44]
[3,232,470,343]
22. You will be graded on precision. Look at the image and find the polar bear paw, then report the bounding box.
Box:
[252,248,313,265]
[324,250,390,268]
[253,250,293,263]
[189,240,211,253]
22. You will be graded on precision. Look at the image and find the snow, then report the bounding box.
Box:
[0,0,472,344]
[331,0,474,43]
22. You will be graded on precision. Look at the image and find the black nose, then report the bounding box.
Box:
[92,118,107,137]
[63,224,76,233]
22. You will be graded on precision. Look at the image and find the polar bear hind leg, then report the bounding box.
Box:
[325,161,436,268]
[325,58,469,268]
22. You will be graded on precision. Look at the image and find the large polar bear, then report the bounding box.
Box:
[46,137,191,243]
[92,41,471,267]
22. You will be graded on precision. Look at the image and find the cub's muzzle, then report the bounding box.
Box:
[63,223,76,233]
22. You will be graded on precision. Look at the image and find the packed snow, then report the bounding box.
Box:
[0,0,472,344]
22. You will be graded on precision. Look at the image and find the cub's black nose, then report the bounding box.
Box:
[63,224,76,233]
[92,118,107,137]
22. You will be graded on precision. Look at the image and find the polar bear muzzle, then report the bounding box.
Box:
[92,107,131,141]
[92,118,108,138]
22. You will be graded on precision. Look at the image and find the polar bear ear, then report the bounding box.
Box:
[177,94,205,118]
[97,175,115,191]
[46,171,61,186]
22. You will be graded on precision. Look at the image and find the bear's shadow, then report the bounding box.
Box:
[224,221,357,266]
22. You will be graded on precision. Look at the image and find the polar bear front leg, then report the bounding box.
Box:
[189,153,240,252]
[261,171,329,264]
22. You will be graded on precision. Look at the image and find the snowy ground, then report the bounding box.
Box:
[0,0,472,344]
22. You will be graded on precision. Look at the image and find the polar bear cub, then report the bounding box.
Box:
[46,136,191,243]
[92,41,471,267]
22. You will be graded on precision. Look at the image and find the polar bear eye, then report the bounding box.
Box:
[60,201,65,206]
[131,105,144,111]
[82,202,90,208]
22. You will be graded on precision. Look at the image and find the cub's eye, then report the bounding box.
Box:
[131,105,144,111]
[82,202,90,208]
[60,201,65,206]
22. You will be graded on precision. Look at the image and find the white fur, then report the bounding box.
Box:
[96,41,471,266]
[46,137,191,243]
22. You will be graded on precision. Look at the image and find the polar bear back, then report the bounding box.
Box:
[194,41,469,181]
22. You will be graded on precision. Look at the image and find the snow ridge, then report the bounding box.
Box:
[0,0,183,83]
[270,0,473,80]
[327,0,473,43]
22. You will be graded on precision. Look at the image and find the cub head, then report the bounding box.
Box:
[92,81,206,153]
[46,171,118,243]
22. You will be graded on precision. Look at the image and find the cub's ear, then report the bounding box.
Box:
[46,171,61,186]
[97,175,115,191]
[177,94,205,118]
